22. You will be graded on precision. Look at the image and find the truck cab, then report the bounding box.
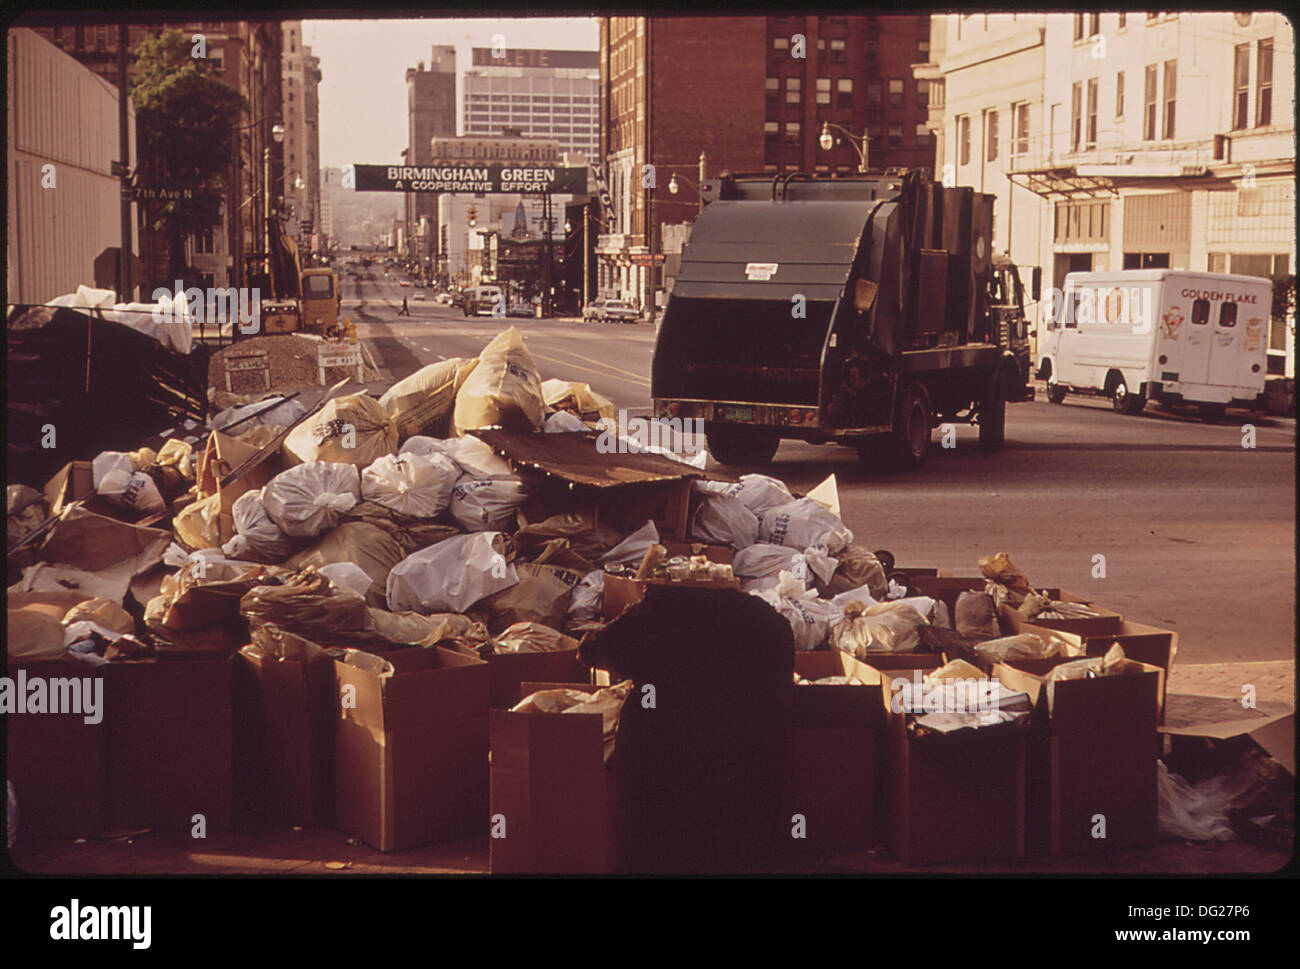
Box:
[300,268,340,335]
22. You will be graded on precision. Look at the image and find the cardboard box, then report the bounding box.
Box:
[197,430,277,541]
[994,656,1161,856]
[790,650,882,855]
[485,648,591,709]
[660,541,735,565]
[232,643,338,829]
[43,460,95,517]
[489,681,615,873]
[333,646,489,852]
[5,660,107,840]
[601,574,740,621]
[875,665,1027,866]
[104,656,234,831]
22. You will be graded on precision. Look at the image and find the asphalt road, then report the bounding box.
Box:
[345,268,1296,666]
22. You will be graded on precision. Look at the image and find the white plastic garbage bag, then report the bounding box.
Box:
[361,452,460,518]
[830,600,928,655]
[694,473,792,514]
[452,326,546,433]
[318,562,374,598]
[733,543,805,592]
[543,410,588,433]
[690,493,759,549]
[448,473,529,531]
[757,498,853,555]
[262,462,361,538]
[598,520,660,567]
[400,434,514,478]
[222,488,300,561]
[210,395,308,433]
[752,571,842,651]
[1156,762,1237,842]
[566,570,605,628]
[386,531,518,614]
[91,451,165,516]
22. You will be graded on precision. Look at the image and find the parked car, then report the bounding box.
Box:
[508,297,534,318]
[411,290,426,300]
[433,292,454,306]
[399,280,412,287]
[583,298,639,323]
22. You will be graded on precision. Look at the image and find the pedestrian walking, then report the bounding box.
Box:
[399,296,410,316]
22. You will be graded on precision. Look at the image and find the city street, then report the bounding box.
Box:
[348,269,1296,672]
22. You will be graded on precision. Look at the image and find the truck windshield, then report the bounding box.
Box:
[304,275,333,299]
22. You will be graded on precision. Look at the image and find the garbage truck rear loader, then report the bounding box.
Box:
[651,171,1035,468]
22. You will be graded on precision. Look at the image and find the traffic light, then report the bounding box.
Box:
[467,206,478,228]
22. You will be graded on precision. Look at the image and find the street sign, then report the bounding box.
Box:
[317,343,363,384]
[225,350,271,393]
[630,253,666,266]
[352,163,588,195]
[130,186,218,203]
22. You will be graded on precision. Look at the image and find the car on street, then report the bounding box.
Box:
[433,292,454,306]
[399,280,412,287]
[583,298,640,323]
[411,290,426,300]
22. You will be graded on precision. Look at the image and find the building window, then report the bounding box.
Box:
[888,79,904,108]
[987,110,999,161]
[773,37,789,51]
[918,39,929,56]
[1118,13,1127,28]
[1232,44,1250,130]
[1071,82,1082,150]
[766,76,779,98]
[830,38,846,62]
[916,124,933,148]
[785,121,800,145]
[916,79,929,110]
[1013,102,1029,156]
[1115,71,1125,118]
[1089,13,1100,36]
[786,76,801,104]
[765,121,780,140]
[1162,60,1176,138]
[1086,77,1098,147]
[1073,14,1085,41]
[837,78,853,108]
[1256,39,1273,126]
[867,81,882,105]
[958,115,970,165]
[1144,65,1158,140]
[816,78,831,105]
[888,123,903,148]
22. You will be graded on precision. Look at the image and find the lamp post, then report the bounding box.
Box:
[819,122,869,173]
[264,122,285,292]
[667,151,709,212]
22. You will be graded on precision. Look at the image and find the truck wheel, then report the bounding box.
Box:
[872,549,896,573]
[1112,377,1145,415]
[704,422,779,466]
[978,369,1007,452]
[893,384,932,470]
[1046,382,1067,404]
[1198,403,1227,424]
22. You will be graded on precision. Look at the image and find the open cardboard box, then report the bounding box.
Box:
[333,645,489,852]
[873,664,1028,866]
[196,430,278,542]
[5,659,107,840]
[484,648,592,709]
[489,680,615,873]
[789,650,884,856]
[103,655,234,832]
[994,655,1162,856]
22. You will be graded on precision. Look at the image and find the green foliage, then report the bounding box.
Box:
[131,28,246,234]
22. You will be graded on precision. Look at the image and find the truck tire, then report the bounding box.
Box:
[893,383,932,470]
[1198,403,1227,424]
[1111,377,1145,415]
[704,422,779,466]
[1046,382,1067,404]
[978,368,1007,452]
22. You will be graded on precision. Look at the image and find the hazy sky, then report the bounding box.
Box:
[304,17,599,169]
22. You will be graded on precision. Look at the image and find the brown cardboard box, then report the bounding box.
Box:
[489,681,615,873]
[994,656,1161,856]
[874,665,1027,866]
[197,430,277,541]
[333,646,489,852]
[790,650,882,855]
[485,648,591,709]
[104,656,234,831]
[5,660,107,840]
[233,643,338,829]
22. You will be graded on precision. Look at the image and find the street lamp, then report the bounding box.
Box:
[819,121,869,173]
[264,123,285,296]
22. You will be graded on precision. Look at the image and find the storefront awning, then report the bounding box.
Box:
[1008,164,1210,199]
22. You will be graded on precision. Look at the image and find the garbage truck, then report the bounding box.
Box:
[651,170,1037,468]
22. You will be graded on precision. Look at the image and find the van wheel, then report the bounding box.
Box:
[893,384,932,470]
[1111,378,1145,415]
[704,422,779,466]
[872,549,896,573]
[978,368,1007,452]
[1047,382,1067,404]
[1198,403,1227,424]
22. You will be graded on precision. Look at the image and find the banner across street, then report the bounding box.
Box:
[353,163,588,194]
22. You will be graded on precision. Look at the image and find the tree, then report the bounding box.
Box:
[131,28,246,287]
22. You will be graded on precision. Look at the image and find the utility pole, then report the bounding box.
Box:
[582,201,591,309]
[117,24,132,302]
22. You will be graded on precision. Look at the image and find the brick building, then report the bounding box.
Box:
[403,46,457,272]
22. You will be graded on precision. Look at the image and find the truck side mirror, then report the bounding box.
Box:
[1031,267,1042,302]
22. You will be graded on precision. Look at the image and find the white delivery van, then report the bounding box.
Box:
[1036,270,1272,421]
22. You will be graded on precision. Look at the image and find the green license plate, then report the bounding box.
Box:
[720,406,754,422]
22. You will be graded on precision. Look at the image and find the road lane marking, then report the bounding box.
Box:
[527,345,650,382]
[529,351,651,388]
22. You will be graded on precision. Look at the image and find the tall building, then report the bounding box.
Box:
[918,12,1296,376]
[30,20,283,294]
[597,15,932,308]
[404,46,457,269]
[462,47,600,160]
[282,23,322,258]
